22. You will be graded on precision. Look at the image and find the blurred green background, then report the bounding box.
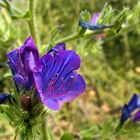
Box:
[1,0,140,139]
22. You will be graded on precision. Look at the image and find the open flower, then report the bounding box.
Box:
[120,94,140,125]
[31,43,86,110]
[7,36,39,91]
[7,36,86,110]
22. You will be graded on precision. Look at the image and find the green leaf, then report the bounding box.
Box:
[98,3,113,24]
[3,0,11,10]
[112,7,128,31]
[77,10,91,36]
[60,132,74,140]
[80,126,99,139]
[9,8,30,20]
[127,1,140,24]
[79,10,91,22]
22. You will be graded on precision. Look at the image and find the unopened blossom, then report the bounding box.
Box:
[31,43,86,110]
[7,36,39,91]
[79,12,112,30]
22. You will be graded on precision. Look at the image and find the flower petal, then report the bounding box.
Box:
[50,50,80,79]
[39,95,62,110]
[47,43,66,55]
[128,94,140,112]
[33,53,55,93]
[90,13,100,24]
[120,105,131,124]
[14,74,25,85]
[7,49,22,75]
[133,110,140,122]
[61,73,86,102]
[20,36,39,65]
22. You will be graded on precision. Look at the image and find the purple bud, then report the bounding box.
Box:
[90,12,100,24]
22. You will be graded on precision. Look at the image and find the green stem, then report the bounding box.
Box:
[40,30,102,54]
[55,30,102,44]
[0,2,7,8]
[56,20,139,46]
[41,117,47,140]
[28,0,38,46]
[55,33,79,44]
[20,134,24,140]
[123,33,133,69]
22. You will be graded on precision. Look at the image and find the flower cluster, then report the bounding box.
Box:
[4,36,86,111]
[120,94,140,125]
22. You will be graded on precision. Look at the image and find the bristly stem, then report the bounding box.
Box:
[28,0,38,46]
[55,33,79,44]
[40,30,102,54]
[55,31,100,44]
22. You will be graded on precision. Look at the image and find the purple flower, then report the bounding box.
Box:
[7,36,86,110]
[134,110,140,122]
[31,43,86,110]
[120,94,140,125]
[7,36,39,91]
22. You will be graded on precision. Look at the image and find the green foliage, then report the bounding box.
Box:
[0,89,47,140]
[60,133,74,140]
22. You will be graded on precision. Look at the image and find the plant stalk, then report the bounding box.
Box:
[0,2,7,8]
[28,0,38,46]
[41,117,47,140]
[40,30,102,54]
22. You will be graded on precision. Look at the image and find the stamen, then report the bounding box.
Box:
[52,76,74,98]
[47,78,55,94]
[62,76,74,95]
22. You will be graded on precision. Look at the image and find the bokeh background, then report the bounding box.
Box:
[0,0,140,139]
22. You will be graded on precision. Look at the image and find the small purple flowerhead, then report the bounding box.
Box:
[31,43,86,110]
[7,36,39,91]
[90,12,100,24]
[120,94,140,125]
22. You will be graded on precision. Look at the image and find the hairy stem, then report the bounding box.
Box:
[55,33,79,44]
[40,30,102,54]
[28,0,38,46]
